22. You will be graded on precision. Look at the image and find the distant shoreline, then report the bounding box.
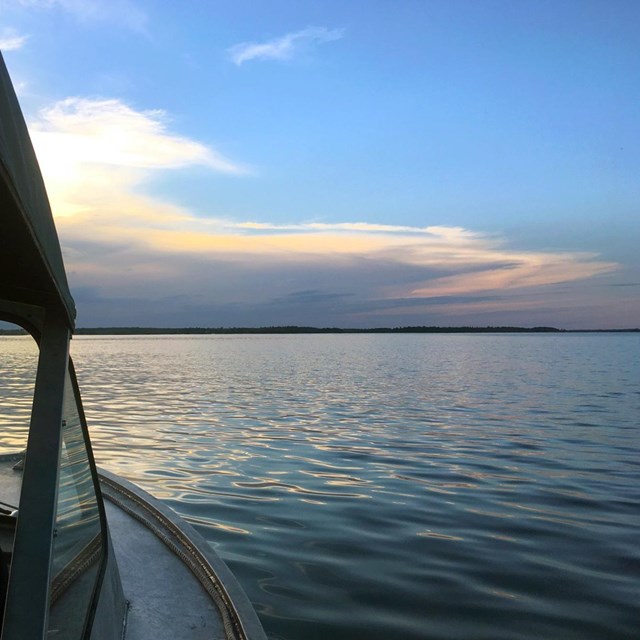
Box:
[2,326,639,336]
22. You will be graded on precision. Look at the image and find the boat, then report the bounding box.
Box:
[0,51,267,640]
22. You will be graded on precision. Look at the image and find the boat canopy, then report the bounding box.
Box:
[0,52,76,329]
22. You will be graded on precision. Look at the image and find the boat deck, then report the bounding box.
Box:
[105,500,227,640]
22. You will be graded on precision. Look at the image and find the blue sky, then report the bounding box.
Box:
[2,0,638,328]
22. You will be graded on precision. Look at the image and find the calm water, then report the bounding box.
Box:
[1,333,639,639]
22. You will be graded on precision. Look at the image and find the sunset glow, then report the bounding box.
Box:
[3,1,638,328]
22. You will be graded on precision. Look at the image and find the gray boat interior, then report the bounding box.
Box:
[0,50,266,640]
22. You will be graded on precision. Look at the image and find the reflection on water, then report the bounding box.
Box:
[3,333,640,639]
[0,336,37,453]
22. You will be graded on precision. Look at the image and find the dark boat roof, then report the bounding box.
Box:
[0,52,76,328]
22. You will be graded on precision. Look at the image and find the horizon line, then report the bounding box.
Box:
[3,326,640,336]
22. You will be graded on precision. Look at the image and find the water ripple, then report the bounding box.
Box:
[2,333,639,640]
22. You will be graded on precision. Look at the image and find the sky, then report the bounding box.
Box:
[1,0,639,329]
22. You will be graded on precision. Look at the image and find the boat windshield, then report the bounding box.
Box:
[48,366,104,637]
[0,322,105,639]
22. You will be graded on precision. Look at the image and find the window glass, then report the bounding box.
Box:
[0,324,37,457]
[48,368,103,639]
[0,322,34,631]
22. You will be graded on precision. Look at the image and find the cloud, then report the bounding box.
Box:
[228,26,344,66]
[56,211,618,328]
[61,228,626,328]
[14,0,147,31]
[236,221,465,234]
[32,98,245,172]
[29,97,246,221]
[273,290,354,305]
[0,28,29,51]
[25,94,624,329]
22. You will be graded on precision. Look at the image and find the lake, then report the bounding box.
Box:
[1,333,639,639]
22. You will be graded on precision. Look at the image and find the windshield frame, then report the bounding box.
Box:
[1,311,108,639]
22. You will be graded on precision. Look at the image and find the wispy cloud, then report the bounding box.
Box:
[227,26,344,66]
[0,28,29,51]
[236,221,467,235]
[14,0,147,31]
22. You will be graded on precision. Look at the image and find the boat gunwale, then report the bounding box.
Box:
[98,468,267,640]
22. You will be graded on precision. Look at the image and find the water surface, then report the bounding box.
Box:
[2,333,639,639]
